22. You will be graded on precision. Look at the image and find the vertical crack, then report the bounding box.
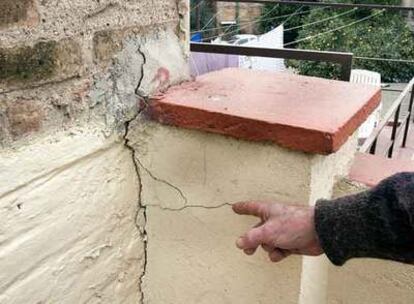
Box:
[123,45,148,304]
[124,121,147,304]
[135,46,148,99]
[124,117,148,304]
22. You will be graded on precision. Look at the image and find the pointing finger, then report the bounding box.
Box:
[232,202,269,218]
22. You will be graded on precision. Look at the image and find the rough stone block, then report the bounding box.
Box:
[0,79,91,147]
[0,0,38,28]
[0,39,82,92]
[93,29,124,65]
[5,100,42,138]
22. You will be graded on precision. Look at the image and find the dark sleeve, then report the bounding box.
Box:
[315,172,414,266]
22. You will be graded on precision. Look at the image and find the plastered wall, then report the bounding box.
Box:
[0,1,189,303]
[127,119,358,304]
[0,131,143,303]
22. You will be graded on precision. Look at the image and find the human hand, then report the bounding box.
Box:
[232,201,323,263]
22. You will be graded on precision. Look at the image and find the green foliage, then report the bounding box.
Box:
[260,4,312,44]
[190,0,215,37]
[292,1,414,82]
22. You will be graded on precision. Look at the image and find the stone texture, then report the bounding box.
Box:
[0,78,91,148]
[1,0,180,47]
[0,39,82,92]
[0,0,38,28]
[5,100,43,138]
[0,130,144,304]
[89,28,189,130]
[0,0,189,144]
[93,29,125,65]
[146,68,381,155]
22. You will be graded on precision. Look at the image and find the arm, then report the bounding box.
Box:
[316,172,414,265]
[232,172,414,265]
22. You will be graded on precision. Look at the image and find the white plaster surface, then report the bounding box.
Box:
[128,118,314,210]
[144,206,302,304]
[300,133,358,304]
[128,120,359,304]
[0,128,143,303]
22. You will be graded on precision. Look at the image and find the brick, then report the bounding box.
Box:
[93,29,124,65]
[5,100,43,138]
[0,39,82,92]
[0,0,38,28]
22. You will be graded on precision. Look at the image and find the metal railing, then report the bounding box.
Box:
[191,0,414,81]
[190,43,354,81]
[360,78,414,158]
[216,0,414,11]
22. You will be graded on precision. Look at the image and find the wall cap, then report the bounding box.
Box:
[147,68,381,155]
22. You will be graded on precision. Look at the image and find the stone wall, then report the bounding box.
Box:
[0,0,189,147]
[0,1,189,303]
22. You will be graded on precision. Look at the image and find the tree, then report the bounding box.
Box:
[260,4,314,45]
[190,0,216,39]
[292,0,414,82]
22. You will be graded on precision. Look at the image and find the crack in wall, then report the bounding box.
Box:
[175,0,189,41]
[135,45,148,99]
[124,123,147,304]
[123,45,148,304]
[146,202,233,212]
[134,157,189,207]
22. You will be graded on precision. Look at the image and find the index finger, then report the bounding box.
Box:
[232,201,269,218]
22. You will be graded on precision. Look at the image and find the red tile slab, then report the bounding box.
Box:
[349,152,414,187]
[146,68,381,155]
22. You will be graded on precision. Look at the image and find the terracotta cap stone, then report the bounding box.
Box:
[146,68,381,155]
[349,152,414,187]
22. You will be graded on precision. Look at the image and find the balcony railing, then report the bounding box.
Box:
[190,43,354,81]
[360,78,414,158]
